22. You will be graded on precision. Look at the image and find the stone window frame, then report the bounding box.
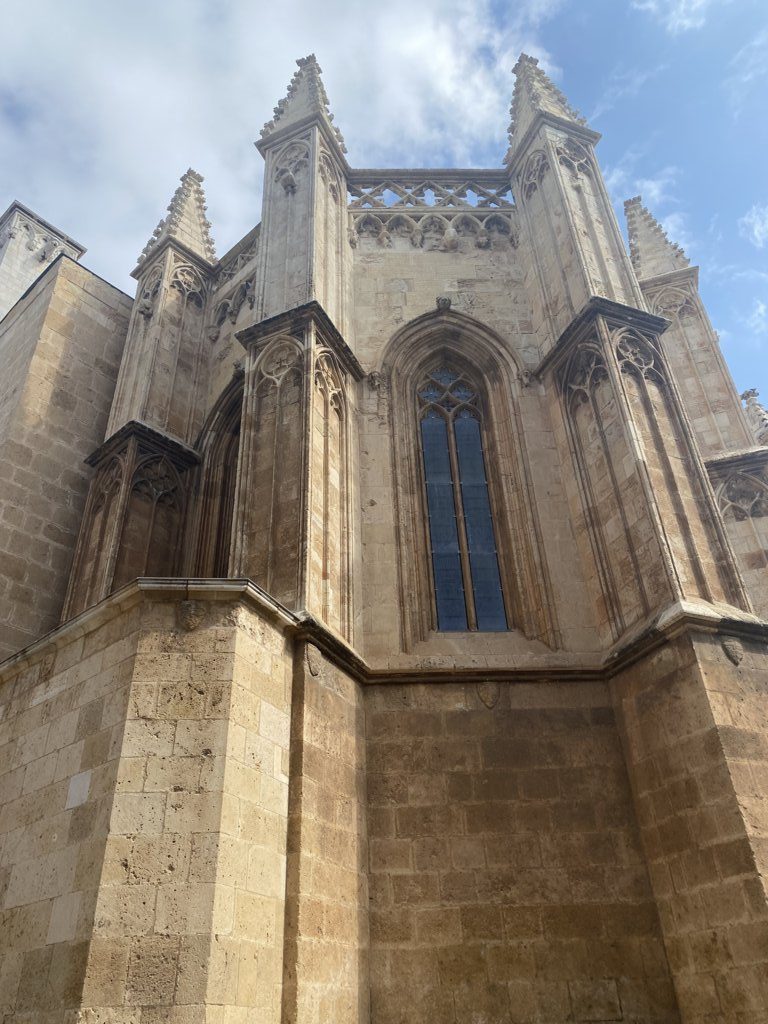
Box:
[382,309,557,651]
[187,372,245,577]
[416,362,509,632]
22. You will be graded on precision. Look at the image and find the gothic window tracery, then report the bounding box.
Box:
[718,471,768,521]
[114,455,184,587]
[519,150,549,199]
[417,366,507,632]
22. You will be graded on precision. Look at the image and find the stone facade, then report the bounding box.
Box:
[0,53,767,1023]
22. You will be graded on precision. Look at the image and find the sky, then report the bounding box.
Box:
[2,0,767,402]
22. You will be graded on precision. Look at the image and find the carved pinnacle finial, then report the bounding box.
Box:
[506,51,588,162]
[137,168,217,266]
[624,195,689,280]
[741,389,768,445]
[259,53,347,153]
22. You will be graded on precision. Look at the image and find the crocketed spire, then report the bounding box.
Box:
[138,169,217,266]
[624,196,690,280]
[259,54,346,153]
[506,54,588,159]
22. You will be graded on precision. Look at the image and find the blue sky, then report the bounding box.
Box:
[2,0,766,402]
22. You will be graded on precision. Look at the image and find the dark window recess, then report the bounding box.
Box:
[418,368,507,632]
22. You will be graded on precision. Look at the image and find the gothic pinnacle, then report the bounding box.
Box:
[137,168,217,267]
[506,52,589,160]
[624,196,689,280]
[259,54,347,153]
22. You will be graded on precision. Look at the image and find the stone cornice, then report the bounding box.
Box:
[637,265,700,292]
[2,579,765,690]
[0,200,86,257]
[505,114,601,178]
[236,299,365,381]
[535,295,671,379]
[130,235,217,281]
[706,446,768,477]
[255,112,351,172]
[85,420,200,469]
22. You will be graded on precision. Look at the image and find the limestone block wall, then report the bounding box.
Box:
[351,273,598,661]
[0,264,55,444]
[351,240,533,371]
[641,280,752,459]
[721,512,768,619]
[613,632,768,1024]
[0,600,142,1021]
[283,642,369,1023]
[0,257,131,660]
[0,587,294,1023]
[89,596,293,1021]
[365,679,678,1024]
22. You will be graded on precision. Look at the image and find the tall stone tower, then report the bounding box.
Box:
[1,55,767,1024]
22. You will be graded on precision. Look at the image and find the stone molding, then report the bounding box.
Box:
[0,200,85,260]
[3,577,766,689]
[236,299,365,381]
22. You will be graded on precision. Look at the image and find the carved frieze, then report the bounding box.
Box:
[349,209,516,250]
[3,215,80,264]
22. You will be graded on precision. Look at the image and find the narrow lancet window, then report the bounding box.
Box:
[418,367,507,631]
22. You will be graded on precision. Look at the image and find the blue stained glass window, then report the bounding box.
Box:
[418,367,508,632]
[454,414,507,630]
[421,414,468,630]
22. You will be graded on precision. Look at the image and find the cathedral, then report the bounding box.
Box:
[1,52,768,1024]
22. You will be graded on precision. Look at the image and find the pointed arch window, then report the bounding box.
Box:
[418,366,508,631]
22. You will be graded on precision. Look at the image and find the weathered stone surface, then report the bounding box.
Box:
[1,49,767,1024]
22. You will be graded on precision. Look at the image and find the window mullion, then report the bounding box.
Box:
[447,413,477,630]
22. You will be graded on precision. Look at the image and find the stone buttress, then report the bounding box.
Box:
[1,53,768,1024]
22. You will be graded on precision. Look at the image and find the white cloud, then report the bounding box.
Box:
[634,166,680,207]
[660,211,693,253]
[739,203,768,249]
[746,298,768,335]
[0,0,564,294]
[603,151,693,254]
[631,0,726,33]
[727,30,768,114]
[589,64,667,121]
